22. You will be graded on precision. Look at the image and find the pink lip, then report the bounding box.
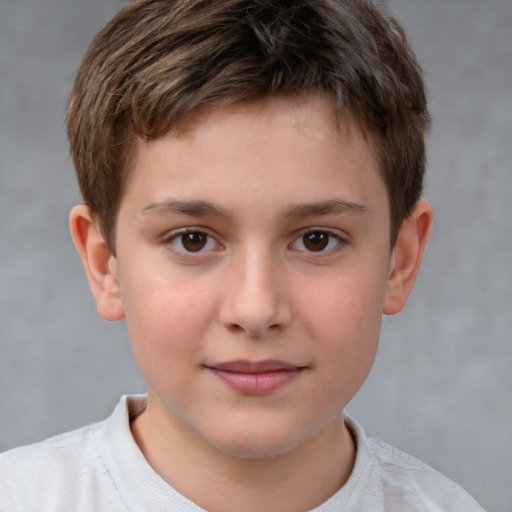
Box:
[206,360,304,395]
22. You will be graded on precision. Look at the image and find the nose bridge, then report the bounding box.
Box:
[220,242,291,336]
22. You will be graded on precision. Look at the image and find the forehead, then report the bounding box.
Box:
[132,94,375,170]
[122,93,386,216]
[167,93,363,149]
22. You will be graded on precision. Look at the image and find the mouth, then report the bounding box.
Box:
[205,360,305,395]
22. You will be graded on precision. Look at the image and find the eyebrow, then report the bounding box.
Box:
[141,198,368,221]
[284,199,369,218]
[141,199,231,219]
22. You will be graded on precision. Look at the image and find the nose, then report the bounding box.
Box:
[219,249,292,337]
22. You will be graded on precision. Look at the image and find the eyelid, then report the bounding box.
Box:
[163,227,223,254]
[289,227,348,255]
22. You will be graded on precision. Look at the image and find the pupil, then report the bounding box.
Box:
[304,231,328,251]
[182,232,207,252]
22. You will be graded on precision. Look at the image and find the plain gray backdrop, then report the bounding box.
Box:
[1,1,511,511]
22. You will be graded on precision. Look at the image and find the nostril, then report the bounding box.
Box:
[224,320,282,338]
[226,323,245,334]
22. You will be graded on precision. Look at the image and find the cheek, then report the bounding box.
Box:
[120,272,217,374]
[302,271,386,384]
[304,268,386,336]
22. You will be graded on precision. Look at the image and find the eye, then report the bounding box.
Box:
[291,230,342,253]
[167,230,219,253]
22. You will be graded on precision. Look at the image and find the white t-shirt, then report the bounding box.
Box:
[0,395,484,511]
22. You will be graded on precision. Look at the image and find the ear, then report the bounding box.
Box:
[69,205,125,321]
[383,200,433,315]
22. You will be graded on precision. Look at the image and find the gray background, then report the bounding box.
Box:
[0,1,510,510]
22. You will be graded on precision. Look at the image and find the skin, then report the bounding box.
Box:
[71,93,432,511]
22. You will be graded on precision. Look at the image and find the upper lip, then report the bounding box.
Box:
[207,360,303,373]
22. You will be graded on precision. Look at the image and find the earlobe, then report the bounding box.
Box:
[69,205,125,321]
[383,200,433,315]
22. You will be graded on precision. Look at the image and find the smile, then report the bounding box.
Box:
[205,360,304,395]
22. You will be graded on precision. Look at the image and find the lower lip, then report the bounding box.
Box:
[208,368,302,395]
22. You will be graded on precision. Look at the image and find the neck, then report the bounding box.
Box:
[131,398,356,512]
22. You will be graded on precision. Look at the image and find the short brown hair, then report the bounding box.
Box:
[67,0,429,251]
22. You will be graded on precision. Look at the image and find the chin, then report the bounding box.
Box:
[209,419,308,460]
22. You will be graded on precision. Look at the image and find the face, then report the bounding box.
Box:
[112,94,393,459]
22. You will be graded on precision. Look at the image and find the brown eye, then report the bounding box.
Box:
[167,229,219,255]
[302,231,330,252]
[180,232,208,252]
[291,230,342,254]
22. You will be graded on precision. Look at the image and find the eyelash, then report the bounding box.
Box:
[164,227,346,258]
[289,229,344,255]
[164,228,221,254]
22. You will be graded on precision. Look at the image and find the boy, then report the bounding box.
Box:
[0,0,484,510]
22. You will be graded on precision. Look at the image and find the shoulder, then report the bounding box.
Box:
[0,421,112,510]
[366,436,485,511]
[314,416,485,512]
[0,396,141,512]
[0,420,101,472]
